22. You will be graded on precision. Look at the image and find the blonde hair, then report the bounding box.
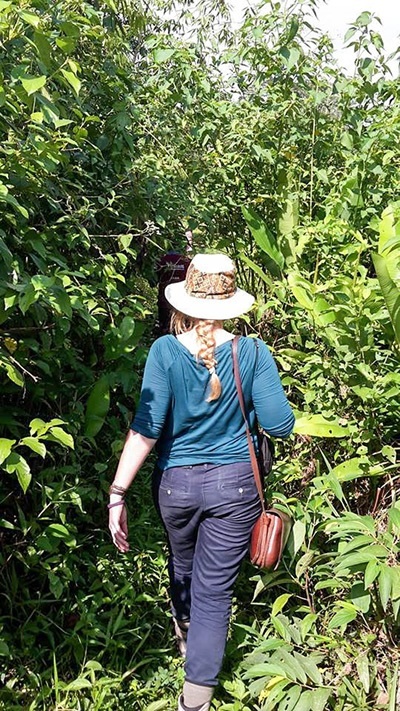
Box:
[170,311,222,402]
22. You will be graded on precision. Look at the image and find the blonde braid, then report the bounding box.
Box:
[195,319,222,402]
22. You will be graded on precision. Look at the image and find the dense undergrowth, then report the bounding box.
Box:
[0,0,399,709]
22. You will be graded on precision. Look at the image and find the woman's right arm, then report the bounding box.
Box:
[252,340,295,438]
[108,338,172,552]
[109,429,157,552]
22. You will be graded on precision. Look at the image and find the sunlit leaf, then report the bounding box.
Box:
[84,375,110,437]
[372,253,400,344]
[19,437,46,458]
[20,74,46,95]
[242,206,284,277]
[61,69,81,95]
[0,438,16,464]
[294,415,349,438]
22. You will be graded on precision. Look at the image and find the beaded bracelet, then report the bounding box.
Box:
[107,500,126,509]
[109,483,127,496]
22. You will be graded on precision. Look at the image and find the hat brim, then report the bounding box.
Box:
[165,281,255,320]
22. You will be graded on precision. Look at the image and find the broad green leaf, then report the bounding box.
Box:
[378,204,400,252]
[0,641,10,656]
[0,519,14,530]
[0,237,13,266]
[2,192,29,218]
[299,613,317,640]
[153,48,175,63]
[292,690,312,711]
[309,688,332,711]
[328,604,357,629]
[0,1,12,11]
[372,253,400,344]
[245,662,292,680]
[56,37,76,53]
[277,649,307,684]
[277,684,301,710]
[335,546,388,571]
[356,11,372,26]
[279,46,300,70]
[278,195,298,241]
[33,31,52,66]
[63,678,92,691]
[350,582,371,613]
[326,515,375,535]
[262,679,291,710]
[30,418,65,435]
[84,375,110,437]
[329,457,384,481]
[272,594,292,617]
[61,69,81,95]
[48,572,64,599]
[287,273,314,311]
[291,519,306,555]
[20,74,46,95]
[31,274,54,291]
[2,361,24,387]
[4,453,31,492]
[51,286,72,317]
[388,507,400,534]
[339,535,374,555]
[295,550,314,578]
[292,652,322,685]
[85,661,103,671]
[30,111,44,123]
[46,523,76,547]
[271,615,292,641]
[4,294,17,311]
[47,427,74,449]
[278,348,308,362]
[145,702,170,711]
[242,206,284,277]
[364,560,380,588]
[379,567,392,612]
[240,254,272,286]
[382,445,396,464]
[341,132,353,150]
[19,286,39,315]
[294,415,349,438]
[287,18,299,43]
[326,473,344,501]
[0,438,16,464]
[356,653,370,693]
[391,567,400,600]
[19,9,41,26]
[19,437,46,458]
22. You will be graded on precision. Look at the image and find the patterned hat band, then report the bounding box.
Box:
[185,265,237,300]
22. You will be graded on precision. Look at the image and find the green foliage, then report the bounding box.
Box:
[0,0,399,709]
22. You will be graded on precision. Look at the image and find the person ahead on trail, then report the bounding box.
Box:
[108,253,294,711]
[156,232,193,334]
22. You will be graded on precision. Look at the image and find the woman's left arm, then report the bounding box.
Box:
[252,340,295,438]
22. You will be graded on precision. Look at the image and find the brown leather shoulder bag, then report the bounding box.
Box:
[232,336,292,571]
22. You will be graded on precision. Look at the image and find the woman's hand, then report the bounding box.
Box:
[107,430,157,552]
[108,502,130,552]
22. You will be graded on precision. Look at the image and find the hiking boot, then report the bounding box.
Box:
[173,618,190,658]
[178,695,210,711]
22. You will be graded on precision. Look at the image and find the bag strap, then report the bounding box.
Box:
[232,336,266,514]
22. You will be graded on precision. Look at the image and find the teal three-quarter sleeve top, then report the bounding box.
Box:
[130,335,294,470]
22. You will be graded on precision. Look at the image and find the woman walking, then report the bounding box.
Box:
[108,254,294,711]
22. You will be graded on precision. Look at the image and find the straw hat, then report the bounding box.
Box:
[164,253,254,320]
